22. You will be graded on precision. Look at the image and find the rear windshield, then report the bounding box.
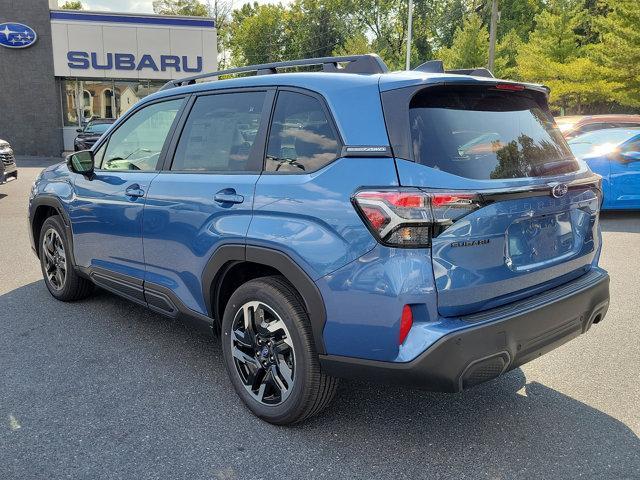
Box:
[409,86,578,179]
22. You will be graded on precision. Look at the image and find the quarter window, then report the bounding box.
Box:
[101,98,183,171]
[265,91,340,173]
[171,91,266,172]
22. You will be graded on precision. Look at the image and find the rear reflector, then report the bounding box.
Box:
[399,305,413,344]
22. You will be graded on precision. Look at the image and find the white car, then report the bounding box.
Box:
[0,138,18,183]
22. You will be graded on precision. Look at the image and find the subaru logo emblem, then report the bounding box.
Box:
[260,346,270,358]
[550,183,568,198]
[0,22,37,49]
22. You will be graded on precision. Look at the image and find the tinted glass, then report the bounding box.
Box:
[409,86,578,179]
[171,92,266,172]
[568,128,640,159]
[266,91,340,173]
[101,98,183,171]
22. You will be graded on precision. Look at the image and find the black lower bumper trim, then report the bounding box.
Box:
[319,269,610,392]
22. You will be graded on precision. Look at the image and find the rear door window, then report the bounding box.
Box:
[265,91,340,173]
[409,86,578,179]
[171,91,267,172]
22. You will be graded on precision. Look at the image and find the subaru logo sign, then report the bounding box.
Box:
[0,22,37,49]
[550,183,569,198]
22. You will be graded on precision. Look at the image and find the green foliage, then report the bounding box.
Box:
[221,0,638,114]
[591,0,640,108]
[152,0,209,17]
[60,1,83,9]
[287,0,351,58]
[346,0,410,69]
[438,13,488,70]
[494,29,522,80]
[229,3,289,65]
[516,0,609,113]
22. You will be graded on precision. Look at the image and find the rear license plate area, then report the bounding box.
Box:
[506,211,577,271]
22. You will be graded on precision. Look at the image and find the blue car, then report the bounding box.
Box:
[569,127,640,210]
[28,55,610,424]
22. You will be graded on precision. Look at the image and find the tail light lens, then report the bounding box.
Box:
[353,188,483,247]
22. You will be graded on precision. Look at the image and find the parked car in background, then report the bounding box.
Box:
[556,114,640,140]
[73,119,115,151]
[0,138,17,184]
[569,127,640,210]
[29,54,610,424]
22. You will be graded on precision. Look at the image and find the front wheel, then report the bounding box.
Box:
[221,276,338,425]
[38,215,93,301]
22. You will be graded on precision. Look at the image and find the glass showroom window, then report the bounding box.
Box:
[60,79,169,128]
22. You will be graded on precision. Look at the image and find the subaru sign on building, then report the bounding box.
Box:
[0,22,38,48]
[0,1,217,156]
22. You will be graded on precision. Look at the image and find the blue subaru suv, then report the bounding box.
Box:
[29,55,610,424]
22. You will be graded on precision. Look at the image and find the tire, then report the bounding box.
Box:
[38,215,94,301]
[221,275,338,425]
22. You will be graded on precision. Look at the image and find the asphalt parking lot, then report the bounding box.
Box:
[1,158,639,480]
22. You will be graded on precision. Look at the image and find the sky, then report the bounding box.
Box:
[74,0,291,13]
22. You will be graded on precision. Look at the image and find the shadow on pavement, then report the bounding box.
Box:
[1,281,638,479]
[600,211,640,233]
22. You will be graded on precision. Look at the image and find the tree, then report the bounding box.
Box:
[347,0,411,69]
[286,0,351,59]
[333,32,371,56]
[438,13,488,69]
[591,0,640,108]
[60,1,83,9]
[152,0,208,16]
[494,28,522,79]
[516,0,609,113]
[228,3,289,65]
[205,0,233,68]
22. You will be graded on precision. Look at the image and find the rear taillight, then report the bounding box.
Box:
[353,188,483,247]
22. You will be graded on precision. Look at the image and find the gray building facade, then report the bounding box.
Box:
[0,1,216,157]
[0,0,63,156]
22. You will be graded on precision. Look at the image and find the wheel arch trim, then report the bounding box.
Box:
[30,195,77,267]
[202,244,327,354]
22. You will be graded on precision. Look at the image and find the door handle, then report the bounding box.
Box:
[125,184,145,198]
[214,189,244,204]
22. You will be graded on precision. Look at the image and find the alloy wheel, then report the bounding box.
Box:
[42,228,67,291]
[230,301,295,406]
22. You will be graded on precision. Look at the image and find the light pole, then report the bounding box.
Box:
[488,0,498,72]
[406,0,413,70]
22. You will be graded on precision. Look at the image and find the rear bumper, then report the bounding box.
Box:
[319,268,610,392]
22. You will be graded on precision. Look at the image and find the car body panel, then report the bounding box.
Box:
[570,129,640,210]
[556,114,640,139]
[142,172,260,313]
[249,157,399,280]
[69,170,159,281]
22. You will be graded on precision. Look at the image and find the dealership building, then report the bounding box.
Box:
[0,1,217,156]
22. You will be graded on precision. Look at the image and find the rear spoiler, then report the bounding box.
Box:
[412,59,549,94]
[414,60,494,79]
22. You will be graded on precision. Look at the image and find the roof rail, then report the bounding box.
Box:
[160,54,388,91]
[414,60,495,78]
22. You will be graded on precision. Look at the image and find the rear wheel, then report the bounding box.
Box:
[39,215,93,301]
[221,276,338,425]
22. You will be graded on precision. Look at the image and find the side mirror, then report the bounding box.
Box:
[76,128,83,133]
[67,150,95,176]
[619,151,640,164]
